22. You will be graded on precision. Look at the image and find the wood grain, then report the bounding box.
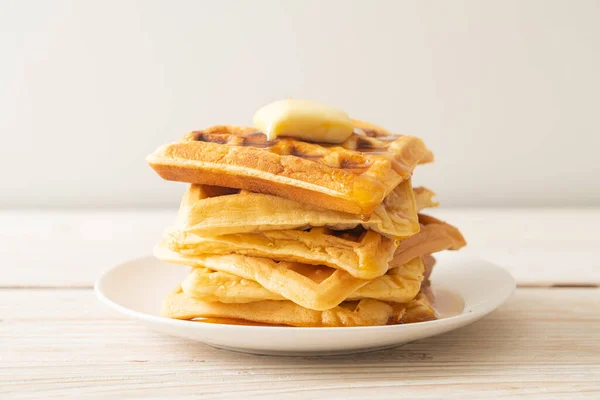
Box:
[2,209,599,398]
[1,209,599,287]
[2,288,599,399]
[0,210,173,287]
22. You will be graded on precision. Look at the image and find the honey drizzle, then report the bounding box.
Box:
[431,287,465,319]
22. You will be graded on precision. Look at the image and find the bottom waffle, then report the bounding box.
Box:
[401,288,437,323]
[162,287,435,327]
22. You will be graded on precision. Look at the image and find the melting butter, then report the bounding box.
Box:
[253,99,354,144]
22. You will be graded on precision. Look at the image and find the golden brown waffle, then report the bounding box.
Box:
[390,214,467,268]
[154,244,424,311]
[172,180,436,239]
[414,187,439,210]
[422,254,436,287]
[167,227,397,280]
[147,125,433,214]
[164,181,438,280]
[401,288,437,323]
[162,287,407,327]
[162,286,435,327]
[166,212,462,281]
[180,257,424,305]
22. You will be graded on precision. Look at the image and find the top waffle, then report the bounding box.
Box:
[147,123,433,214]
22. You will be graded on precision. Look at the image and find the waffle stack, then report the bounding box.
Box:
[147,119,465,327]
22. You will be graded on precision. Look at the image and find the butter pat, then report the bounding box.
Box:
[253,99,354,143]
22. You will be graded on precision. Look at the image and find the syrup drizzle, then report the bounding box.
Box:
[193,130,402,176]
[431,287,465,319]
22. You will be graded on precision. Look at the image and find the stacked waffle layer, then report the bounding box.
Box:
[149,123,466,327]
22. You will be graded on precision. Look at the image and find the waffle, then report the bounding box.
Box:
[172,180,437,239]
[146,124,433,214]
[166,212,463,280]
[400,288,437,323]
[162,287,407,327]
[162,286,434,327]
[167,227,397,280]
[154,244,424,311]
[165,181,437,279]
[422,254,436,287]
[180,257,424,305]
[414,187,439,210]
[389,214,467,268]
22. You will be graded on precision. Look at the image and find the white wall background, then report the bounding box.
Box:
[1,0,599,208]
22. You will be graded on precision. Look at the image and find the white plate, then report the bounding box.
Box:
[95,253,515,356]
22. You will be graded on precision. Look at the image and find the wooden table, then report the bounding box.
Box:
[2,209,599,399]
